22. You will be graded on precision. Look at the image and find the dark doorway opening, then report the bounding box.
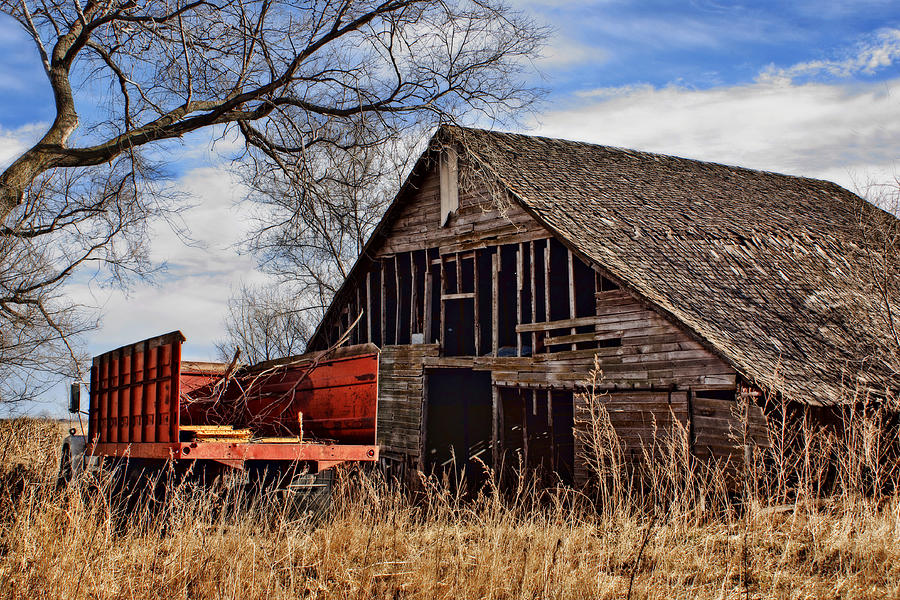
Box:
[498,388,575,486]
[425,369,493,488]
[443,299,475,356]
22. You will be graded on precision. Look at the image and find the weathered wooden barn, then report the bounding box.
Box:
[307,126,899,485]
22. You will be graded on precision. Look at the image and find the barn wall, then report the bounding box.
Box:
[572,387,769,486]
[378,165,546,257]
[573,390,689,487]
[312,151,765,484]
[692,390,768,460]
[377,344,439,461]
[490,288,736,390]
[594,289,736,387]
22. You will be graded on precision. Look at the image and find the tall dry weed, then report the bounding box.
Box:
[0,378,899,600]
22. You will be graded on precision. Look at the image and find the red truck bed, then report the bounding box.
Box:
[88,332,379,471]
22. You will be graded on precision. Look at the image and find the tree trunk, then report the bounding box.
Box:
[1,148,59,220]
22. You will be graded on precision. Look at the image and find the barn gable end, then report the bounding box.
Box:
[307,128,790,483]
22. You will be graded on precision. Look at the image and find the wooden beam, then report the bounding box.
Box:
[424,271,433,343]
[474,250,481,355]
[366,271,372,344]
[380,260,387,347]
[343,305,350,340]
[544,332,597,346]
[423,356,475,368]
[410,252,417,335]
[594,331,625,341]
[441,292,475,301]
[440,254,447,350]
[492,385,500,471]
[544,238,551,324]
[492,251,499,357]
[419,373,430,472]
[529,241,537,355]
[430,251,474,265]
[516,243,523,357]
[547,390,552,427]
[686,388,696,456]
[395,254,401,344]
[456,251,463,294]
[516,315,603,333]
[355,285,361,345]
[439,146,459,226]
[568,249,577,351]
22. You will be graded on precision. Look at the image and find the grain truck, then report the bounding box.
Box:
[59,331,379,494]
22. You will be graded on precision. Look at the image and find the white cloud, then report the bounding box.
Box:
[532,77,900,192]
[759,28,900,84]
[536,36,607,68]
[7,143,273,414]
[177,124,246,162]
[574,83,654,99]
[148,166,253,265]
[66,165,274,363]
[0,122,45,168]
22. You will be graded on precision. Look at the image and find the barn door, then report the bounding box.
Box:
[499,388,574,486]
[424,368,492,488]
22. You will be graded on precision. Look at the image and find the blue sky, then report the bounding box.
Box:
[2,1,900,414]
[528,1,900,85]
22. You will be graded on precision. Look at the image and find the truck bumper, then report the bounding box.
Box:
[91,442,378,471]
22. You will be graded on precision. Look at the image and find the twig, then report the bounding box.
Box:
[626,513,656,600]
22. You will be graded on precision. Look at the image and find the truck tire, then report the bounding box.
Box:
[246,463,334,518]
[288,469,334,518]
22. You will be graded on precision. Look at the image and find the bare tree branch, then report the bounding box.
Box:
[0,0,547,404]
[1,0,546,217]
[216,282,316,363]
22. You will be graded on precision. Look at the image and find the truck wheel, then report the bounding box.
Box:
[288,469,334,518]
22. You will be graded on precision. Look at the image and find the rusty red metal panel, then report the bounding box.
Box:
[89,363,99,442]
[144,340,157,443]
[88,334,380,470]
[239,352,379,444]
[120,346,131,445]
[93,442,378,463]
[109,351,118,443]
[180,363,229,395]
[88,332,185,445]
[130,347,143,443]
[168,340,181,442]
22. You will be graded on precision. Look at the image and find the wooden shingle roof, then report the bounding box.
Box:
[447,126,900,406]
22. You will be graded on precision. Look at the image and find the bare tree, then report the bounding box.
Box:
[0,0,547,401]
[221,137,404,358]
[0,153,176,404]
[1,0,545,216]
[215,282,316,364]
[243,129,418,316]
[854,180,900,394]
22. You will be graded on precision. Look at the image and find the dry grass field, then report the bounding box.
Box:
[1,388,899,599]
